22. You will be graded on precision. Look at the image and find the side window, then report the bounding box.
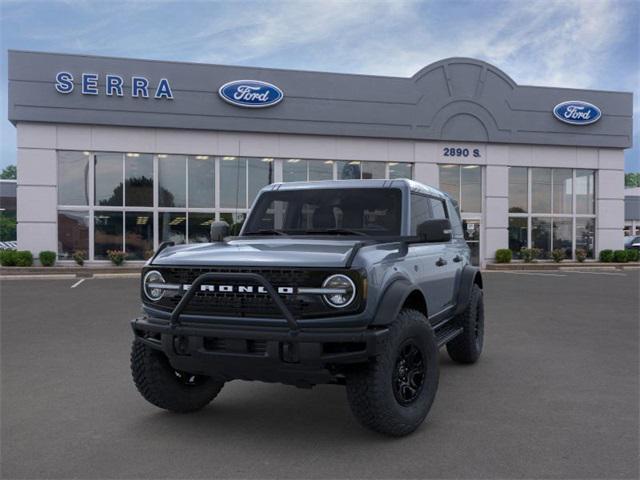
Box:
[446,198,464,238]
[410,194,432,235]
[429,198,448,220]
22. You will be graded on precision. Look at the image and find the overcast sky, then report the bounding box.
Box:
[1,0,638,171]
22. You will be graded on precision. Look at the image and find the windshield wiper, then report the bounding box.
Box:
[304,228,368,236]
[244,229,288,236]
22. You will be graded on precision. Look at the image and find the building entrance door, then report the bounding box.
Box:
[462,218,481,266]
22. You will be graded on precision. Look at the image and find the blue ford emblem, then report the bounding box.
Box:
[553,100,601,125]
[218,80,284,108]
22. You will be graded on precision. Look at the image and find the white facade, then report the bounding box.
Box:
[16,122,625,266]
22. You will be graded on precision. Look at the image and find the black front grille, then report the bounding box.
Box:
[146,267,362,319]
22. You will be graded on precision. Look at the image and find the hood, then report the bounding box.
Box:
[151,238,361,268]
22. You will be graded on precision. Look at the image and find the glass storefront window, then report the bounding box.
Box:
[552,169,572,214]
[508,167,528,213]
[438,165,459,203]
[125,212,154,260]
[158,155,186,208]
[388,162,412,179]
[58,151,90,205]
[309,160,333,180]
[576,170,595,214]
[220,157,247,208]
[124,153,153,207]
[552,217,572,258]
[576,218,595,258]
[95,153,123,206]
[531,217,551,258]
[508,217,527,258]
[94,211,123,259]
[248,158,274,205]
[220,212,246,236]
[188,155,215,208]
[461,165,482,212]
[361,161,386,179]
[57,210,89,259]
[337,161,361,180]
[531,168,552,213]
[159,212,186,244]
[188,212,215,243]
[283,159,307,182]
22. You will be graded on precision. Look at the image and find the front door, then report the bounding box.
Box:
[463,219,481,266]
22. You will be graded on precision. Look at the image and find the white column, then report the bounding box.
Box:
[16,123,58,257]
[596,149,625,253]
[483,165,509,265]
[414,162,439,187]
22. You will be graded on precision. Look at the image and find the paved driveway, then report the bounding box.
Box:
[1,270,638,479]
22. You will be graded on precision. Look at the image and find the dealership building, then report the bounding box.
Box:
[7,50,633,265]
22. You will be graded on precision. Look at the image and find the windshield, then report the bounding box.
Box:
[242,188,402,236]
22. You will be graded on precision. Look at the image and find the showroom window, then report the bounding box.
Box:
[508,167,596,259]
[57,151,415,261]
[438,165,482,213]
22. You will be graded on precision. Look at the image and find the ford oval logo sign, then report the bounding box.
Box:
[553,100,601,125]
[218,80,283,108]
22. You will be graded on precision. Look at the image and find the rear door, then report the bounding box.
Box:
[428,196,460,310]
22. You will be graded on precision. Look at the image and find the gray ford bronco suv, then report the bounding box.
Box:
[131,179,484,436]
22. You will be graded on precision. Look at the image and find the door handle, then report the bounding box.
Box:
[436,257,447,267]
[453,255,462,263]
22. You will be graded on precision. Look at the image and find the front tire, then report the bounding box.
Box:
[446,283,484,364]
[131,340,224,413]
[345,309,439,436]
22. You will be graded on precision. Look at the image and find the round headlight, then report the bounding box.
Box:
[322,274,356,308]
[143,270,165,302]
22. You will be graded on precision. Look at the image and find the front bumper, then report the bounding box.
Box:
[131,316,388,386]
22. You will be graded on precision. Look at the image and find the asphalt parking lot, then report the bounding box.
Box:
[1,270,639,479]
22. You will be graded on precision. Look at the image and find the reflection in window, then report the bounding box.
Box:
[531,217,551,258]
[461,165,481,212]
[283,159,308,182]
[58,210,89,259]
[95,153,123,206]
[220,212,246,236]
[410,194,431,234]
[58,151,90,205]
[531,168,552,213]
[552,169,572,214]
[125,212,154,260]
[388,162,412,179]
[220,157,247,208]
[508,217,527,258]
[94,211,123,259]
[430,198,447,220]
[508,167,528,213]
[248,158,273,205]
[158,155,186,207]
[552,217,572,258]
[576,218,595,258]
[576,170,595,214]
[337,161,361,180]
[188,156,215,208]
[361,161,385,179]
[309,160,333,180]
[125,153,153,207]
[188,212,215,243]
[438,165,459,203]
[159,212,186,244]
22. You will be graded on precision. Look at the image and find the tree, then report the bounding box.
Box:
[625,172,640,188]
[1,165,16,179]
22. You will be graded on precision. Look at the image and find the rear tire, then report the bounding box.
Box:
[446,283,484,364]
[345,309,439,436]
[131,340,224,413]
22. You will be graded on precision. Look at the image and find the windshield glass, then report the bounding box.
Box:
[242,188,402,236]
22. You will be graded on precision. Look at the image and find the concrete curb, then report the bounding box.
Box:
[0,266,142,276]
[486,262,639,271]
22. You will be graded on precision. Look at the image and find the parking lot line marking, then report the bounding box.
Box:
[70,278,86,288]
[491,271,567,277]
[567,270,626,276]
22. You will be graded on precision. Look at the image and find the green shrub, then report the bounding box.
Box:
[39,250,56,267]
[599,249,614,262]
[613,250,628,263]
[107,249,127,266]
[520,248,533,263]
[15,250,34,267]
[144,249,155,260]
[495,249,512,263]
[0,249,17,266]
[72,250,87,266]
[575,249,587,263]
[551,249,565,263]
[626,249,639,262]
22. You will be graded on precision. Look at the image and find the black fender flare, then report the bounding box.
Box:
[454,265,483,316]
[371,277,421,326]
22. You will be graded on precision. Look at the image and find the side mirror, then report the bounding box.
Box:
[210,220,230,242]
[417,219,452,243]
